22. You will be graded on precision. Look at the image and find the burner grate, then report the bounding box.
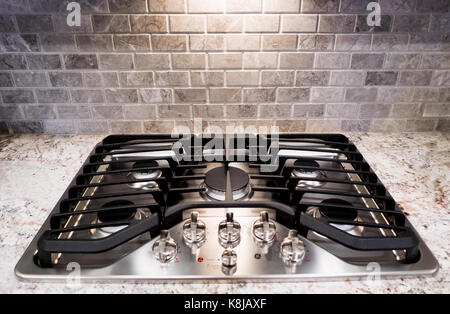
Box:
[36,134,420,267]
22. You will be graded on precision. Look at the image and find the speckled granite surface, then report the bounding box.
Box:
[0,133,448,294]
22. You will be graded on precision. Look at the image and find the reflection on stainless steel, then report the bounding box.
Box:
[183,211,206,245]
[218,212,241,248]
[280,230,306,265]
[221,249,237,268]
[202,183,251,201]
[252,211,276,244]
[152,230,178,263]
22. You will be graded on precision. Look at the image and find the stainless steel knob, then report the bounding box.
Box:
[252,211,276,244]
[152,230,178,263]
[218,212,241,248]
[221,249,237,268]
[280,230,306,264]
[183,211,206,245]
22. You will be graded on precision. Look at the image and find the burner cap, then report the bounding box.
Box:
[319,199,358,221]
[98,200,136,223]
[204,166,249,192]
[203,166,250,201]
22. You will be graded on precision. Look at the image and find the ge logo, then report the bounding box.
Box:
[367,2,381,27]
[66,2,81,27]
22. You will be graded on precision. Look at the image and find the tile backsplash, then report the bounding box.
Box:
[0,0,448,134]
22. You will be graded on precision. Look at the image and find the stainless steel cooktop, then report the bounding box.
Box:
[15,134,438,281]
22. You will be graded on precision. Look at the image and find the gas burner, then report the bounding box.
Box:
[292,160,326,189]
[202,166,250,201]
[127,160,162,190]
[306,199,363,234]
[91,200,147,239]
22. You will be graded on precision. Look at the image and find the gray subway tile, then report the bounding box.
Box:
[318,15,356,33]
[345,87,378,102]
[341,120,371,131]
[27,54,61,70]
[49,72,83,87]
[397,71,432,86]
[16,15,53,32]
[326,103,359,118]
[0,34,40,52]
[335,34,371,51]
[391,103,424,118]
[119,72,154,87]
[174,89,207,103]
[41,34,76,51]
[295,71,330,86]
[9,121,44,134]
[92,105,123,119]
[43,120,76,134]
[24,104,56,119]
[99,54,134,70]
[365,71,398,85]
[71,89,105,103]
[293,104,324,118]
[114,35,151,51]
[13,72,48,87]
[311,87,344,102]
[436,119,450,132]
[92,15,130,33]
[298,34,334,51]
[36,89,70,103]
[139,89,172,103]
[57,105,91,119]
[405,119,437,132]
[0,55,26,70]
[243,88,276,102]
[1,89,35,103]
[105,88,139,103]
[384,53,422,69]
[360,104,391,118]
[302,0,339,13]
[64,54,98,69]
[0,72,13,87]
[315,53,351,69]
[0,15,17,32]
[351,53,385,69]
[77,35,114,51]
[393,15,430,32]
[0,105,23,119]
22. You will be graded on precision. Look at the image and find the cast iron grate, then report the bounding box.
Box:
[36,134,419,267]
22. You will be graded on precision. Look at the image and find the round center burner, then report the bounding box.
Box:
[292,160,326,189]
[203,166,250,201]
[127,160,162,190]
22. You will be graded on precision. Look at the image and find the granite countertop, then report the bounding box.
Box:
[0,133,448,294]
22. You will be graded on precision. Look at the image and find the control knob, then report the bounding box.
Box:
[183,211,206,245]
[218,212,241,248]
[221,249,237,268]
[280,230,306,264]
[152,230,178,263]
[252,211,276,244]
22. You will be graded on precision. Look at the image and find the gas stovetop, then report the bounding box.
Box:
[15,134,438,281]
